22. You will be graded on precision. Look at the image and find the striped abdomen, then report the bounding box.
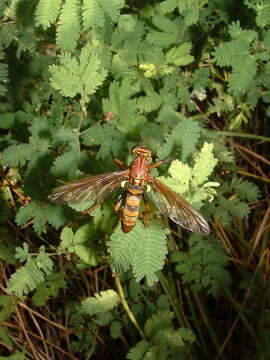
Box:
[121,184,143,233]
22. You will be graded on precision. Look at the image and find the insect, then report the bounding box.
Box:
[50,146,210,235]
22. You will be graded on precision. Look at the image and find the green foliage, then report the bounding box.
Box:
[59,223,100,265]
[56,0,81,51]
[35,0,61,30]
[0,44,8,96]
[212,40,251,68]
[158,142,219,206]
[0,352,26,360]
[110,320,122,339]
[81,289,120,316]
[127,310,196,360]
[228,57,257,95]
[16,202,70,235]
[32,272,66,306]
[157,117,201,161]
[225,177,261,202]
[147,15,182,47]
[49,44,108,98]
[206,177,260,228]
[245,0,270,27]
[0,0,266,358]
[82,122,126,159]
[82,0,124,31]
[108,222,168,286]
[172,236,232,297]
[0,295,18,322]
[166,42,194,66]
[7,245,54,297]
[0,243,16,265]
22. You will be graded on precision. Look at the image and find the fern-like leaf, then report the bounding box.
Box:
[127,340,151,360]
[59,224,100,265]
[172,236,231,297]
[108,223,142,275]
[79,43,108,95]
[146,15,180,47]
[133,223,168,285]
[108,222,168,285]
[219,196,249,220]
[192,142,218,185]
[158,0,179,13]
[166,42,194,66]
[35,0,61,30]
[49,45,107,98]
[80,289,120,316]
[1,144,36,167]
[145,310,174,337]
[73,224,100,266]
[82,0,104,30]
[50,151,78,178]
[82,122,125,159]
[101,0,125,23]
[119,40,164,66]
[16,30,37,58]
[245,0,270,28]
[128,309,196,359]
[212,39,250,67]
[32,272,66,306]
[158,143,219,207]
[16,202,46,235]
[0,24,19,47]
[230,178,261,201]
[228,57,257,95]
[7,259,46,297]
[157,117,201,161]
[159,160,192,195]
[16,202,70,235]
[56,0,81,51]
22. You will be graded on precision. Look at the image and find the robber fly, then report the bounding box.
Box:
[50,146,210,235]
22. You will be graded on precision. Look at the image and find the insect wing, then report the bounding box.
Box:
[50,170,129,205]
[149,176,210,235]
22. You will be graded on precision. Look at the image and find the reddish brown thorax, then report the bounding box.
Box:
[129,147,152,186]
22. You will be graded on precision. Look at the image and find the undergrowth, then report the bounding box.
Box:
[0,0,269,359]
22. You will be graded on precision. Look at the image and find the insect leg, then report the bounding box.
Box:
[114,158,128,169]
[114,191,127,212]
[149,156,173,170]
[82,202,102,214]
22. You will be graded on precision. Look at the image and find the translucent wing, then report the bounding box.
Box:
[50,170,129,205]
[148,176,210,235]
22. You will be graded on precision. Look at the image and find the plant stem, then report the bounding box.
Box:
[215,131,270,142]
[114,276,146,339]
[237,170,270,184]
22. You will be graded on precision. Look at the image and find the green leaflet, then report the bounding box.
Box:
[127,310,196,360]
[108,222,168,286]
[49,45,108,98]
[35,0,62,30]
[158,142,219,207]
[7,246,54,297]
[81,289,120,316]
[157,117,201,161]
[59,224,100,266]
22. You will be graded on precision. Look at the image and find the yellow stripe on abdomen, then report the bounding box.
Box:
[121,190,142,233]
